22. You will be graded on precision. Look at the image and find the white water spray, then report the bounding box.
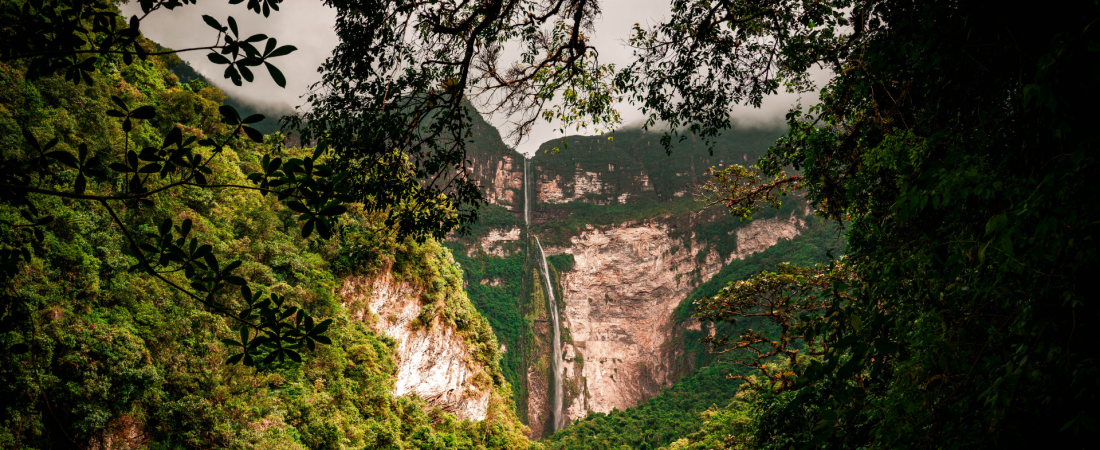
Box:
[524,157,530,226]
[525,155,565,432]
[534,236,564,432]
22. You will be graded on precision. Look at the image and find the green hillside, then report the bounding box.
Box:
[0,34,532,449]
[534,127,782,205]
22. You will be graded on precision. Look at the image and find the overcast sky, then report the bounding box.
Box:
[125,0,818,156]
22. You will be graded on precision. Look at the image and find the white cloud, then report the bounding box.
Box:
[121,0,338,113]
[123,0,825,154]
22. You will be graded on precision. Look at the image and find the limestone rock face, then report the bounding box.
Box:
[535,167,654,205]
[341,274,491,421]
[455,125,802,435]
[468,153,524,212]
[468,226,523,257]
[550,210,805,421]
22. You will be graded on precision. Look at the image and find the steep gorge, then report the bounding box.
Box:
[450,125,825,438]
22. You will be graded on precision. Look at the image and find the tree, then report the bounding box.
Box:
[626,0,1100,447]
[290,0,621,238]
[1,0,622,366]
[0,0,354,365]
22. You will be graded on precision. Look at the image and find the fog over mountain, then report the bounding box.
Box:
[125,0,820,155]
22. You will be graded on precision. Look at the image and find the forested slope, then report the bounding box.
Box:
[0,33,532,449]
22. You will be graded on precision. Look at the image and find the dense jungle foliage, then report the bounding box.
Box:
[0,8,535,447]
[625,0,1100,448]
[6,0,1098,448]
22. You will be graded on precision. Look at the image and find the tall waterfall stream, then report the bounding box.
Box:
[525,156,565,432]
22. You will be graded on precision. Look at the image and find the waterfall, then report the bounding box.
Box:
[534,236,565,432]
[524,157,530,226]
[525,155,565,432]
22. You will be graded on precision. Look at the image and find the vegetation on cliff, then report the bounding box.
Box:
[0,4,533,446]
[6,0,1097,449]
[627,0,1100,447]
[540,215,842,449]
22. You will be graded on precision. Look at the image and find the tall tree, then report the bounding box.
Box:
[625,0,1100,447]
[620,0,1100,444]
[291,0,619,238]
[1,0,350,365]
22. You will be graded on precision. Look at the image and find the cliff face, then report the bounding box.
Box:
[469,152,525,212]
[341,273,492,420]
[552,211,806,420]
[455,125,807,437]
[465,109,526,213]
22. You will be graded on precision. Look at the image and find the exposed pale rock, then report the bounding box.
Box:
[538,171,605,204]
[480,277,503,286]
[726,211,805,262]
[469,154,524,211]
[552,208,806,421]
[89,415,147,450]
[468,227,522,257]
[341,274,491,421]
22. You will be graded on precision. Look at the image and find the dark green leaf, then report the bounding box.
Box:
[314,319,333,334]
[162,127,182,148]
[202,15,223,31]
[239,64,254,82]
[207,52,231,65]
[265,62,286,88]
[267,45,296,58]
[180,219,192,238]
[301,218,315,238]
[286,201,310,214]
[242,126,264,143]
[74,173,86,194]
[219,105,241,124]
[47,151,79,169]
[21,128,40,151]
[110,95,128,110]
[318,204,347,216]
[138,163,161,173]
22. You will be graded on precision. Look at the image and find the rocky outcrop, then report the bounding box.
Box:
[535,166,654,205]
[457,124,803,435]
[728,212,806,260]
[548,208,805,421]
[468,226,523,257]
[88,415,147,450]
[341,274,491,421]
[468,152,524,212]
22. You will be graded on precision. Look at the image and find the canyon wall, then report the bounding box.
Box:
[454,125,813,438]
[551,211,806,421]
[340,270,494,421]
